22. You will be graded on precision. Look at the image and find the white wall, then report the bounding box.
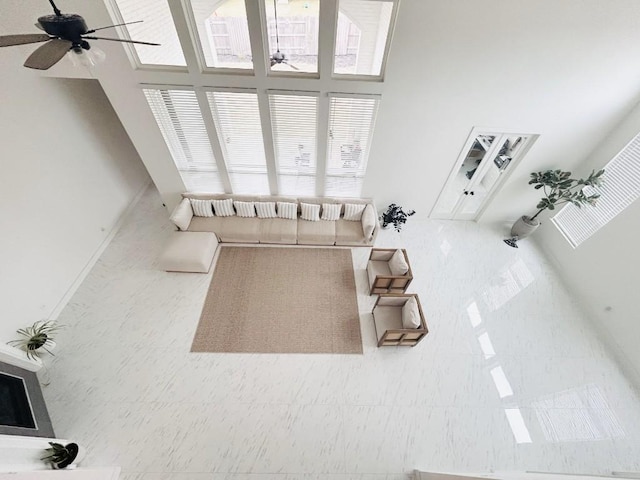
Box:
[534,98,640,385]
[364,0,640,221]
[0,46,150,342]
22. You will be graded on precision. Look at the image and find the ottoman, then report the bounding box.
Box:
[159,232,219,273]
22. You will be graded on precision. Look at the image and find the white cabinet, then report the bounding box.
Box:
[432,128,538,220]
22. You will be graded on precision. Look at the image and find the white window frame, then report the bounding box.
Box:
[551,133,640,248]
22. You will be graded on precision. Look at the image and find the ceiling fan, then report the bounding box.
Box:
[0,0,159,70]
[269,0,299,71]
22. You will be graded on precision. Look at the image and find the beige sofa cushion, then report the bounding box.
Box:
[389,249,409,276]
[219,216,260,243]
[361,204,376,239]
[335,219,368,246]
[259,218,298,244]
[367,260,392,289]
[187,216,225,235]
[170,198,194,231]
[402,297,421,329]
[159,232,218,273]
[297,219,336,245]
[373,306,403,341]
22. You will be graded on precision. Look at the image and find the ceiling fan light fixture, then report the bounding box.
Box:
[67,44,105,67]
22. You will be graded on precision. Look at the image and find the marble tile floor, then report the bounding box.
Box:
[42,186,640,480]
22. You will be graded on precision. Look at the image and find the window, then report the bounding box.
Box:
[109,0,186,66]
[268,92,319,196]
[264,0,319,73]
[551,133,640,247]
[143,89,224,192]
[206,90,270,194]
[334,0,395,77]
[186,0,253,69]
[325,94,380,197]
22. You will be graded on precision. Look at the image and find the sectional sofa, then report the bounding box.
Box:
[169,193,379,246]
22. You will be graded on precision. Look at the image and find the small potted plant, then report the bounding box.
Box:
[41,442,79,469]
[7,320,62,361]
[506,168,604,246]
[380,204,415,232]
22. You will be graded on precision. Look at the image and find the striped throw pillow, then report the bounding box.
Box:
[190,199,214,217]
[234,201,256,218]
[212,198,235,217]
[300,203,320,221]
[277,202,298,220]
[343,203,366,221]
[321,203,341,221]
[255,202,277,218]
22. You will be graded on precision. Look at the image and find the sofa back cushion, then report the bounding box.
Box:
[361,204,376,238]
[190,199,214,217]
[170,198,194,231]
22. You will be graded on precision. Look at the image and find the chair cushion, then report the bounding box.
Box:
[297,219,335,245]
[373,306,403,341]
[158,232,218,273]
[367,260,392,289]
[259,218,298,244]
[402,297,421,329]
[187,216,225,234]
[388,249,409,276]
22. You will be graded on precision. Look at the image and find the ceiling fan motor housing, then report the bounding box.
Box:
[38,14,88,44]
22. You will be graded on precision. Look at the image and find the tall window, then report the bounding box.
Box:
[207,90,269,194]
[143,89,224,192]
[268,92,318,196]
[325,94,380,197]
[552,133,640,247]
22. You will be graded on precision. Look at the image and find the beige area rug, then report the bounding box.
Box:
[191,246,363,354]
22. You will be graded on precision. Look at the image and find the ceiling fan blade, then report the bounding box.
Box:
[24,39,72,70]
[283,61,300,71]
[85,20,143,34]
[0,33,50,47]
[83,35,159,46]
[35,23,45,31]
[270,58,276,67]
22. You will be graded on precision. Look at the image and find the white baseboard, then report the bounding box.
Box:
[48,180,151,321]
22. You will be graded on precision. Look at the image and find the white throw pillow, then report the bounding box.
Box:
[255,202,277,219]
[212,198,235,217]
[402,297,421,329]
[321,203,341,221]
[170,198,194,231]
[300,203,320,221]
[343,203,366,221]
[190,198,214,217]
[388,249,409,276]
[361,204,376,238]
[277,202,298,220]
[234,201,256,218]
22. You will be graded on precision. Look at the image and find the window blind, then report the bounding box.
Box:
[110,0,186,66]
[268,92,319,196]
[207,91,269,194]
[551,133,640,247]
[325,94,380,197]
[143,89,224,192]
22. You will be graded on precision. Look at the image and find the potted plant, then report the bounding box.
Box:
[7,320,62,361]
[380,204,415,232]
[41,442,79,469]
[508,169,604,243]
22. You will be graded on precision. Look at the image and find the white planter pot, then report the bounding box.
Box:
[511,215,540,238]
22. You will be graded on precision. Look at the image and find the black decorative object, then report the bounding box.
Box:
[380,204,415,232]
[42,442,79,469]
